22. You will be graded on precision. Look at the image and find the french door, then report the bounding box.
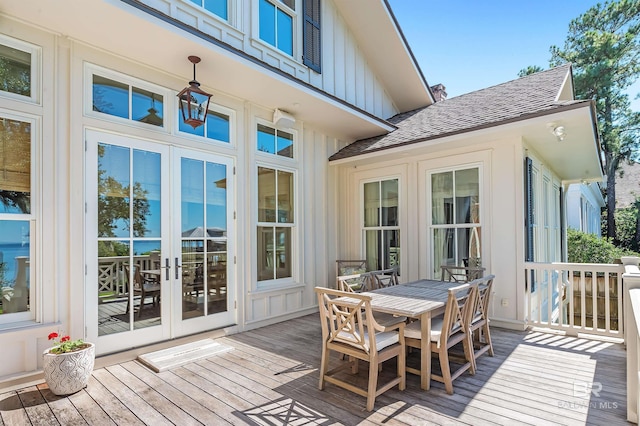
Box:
[86,131,235,354]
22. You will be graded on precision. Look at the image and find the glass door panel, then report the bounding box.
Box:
[174,149,233,335]
[88,130,169,354]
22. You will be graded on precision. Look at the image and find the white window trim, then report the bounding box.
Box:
[0,110,40,327]
[178,0,237,25]
[176,102,237,147]
[360,176,401,270]
[84,63,172,132]
[426,163,484,277]
[255,118,298,162]
[254,161,298,291]
[253,0,298,60]
[0,34,41,105]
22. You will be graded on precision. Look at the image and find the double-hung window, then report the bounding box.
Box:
[259,0,294,56]
[363,179,400,272]
[0,35,40,323]
[430,167,481,278]
[189,0,229,20]
[256,123,296,283]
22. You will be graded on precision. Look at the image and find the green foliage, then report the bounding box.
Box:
[550,0,640,239]
[567,228,637,263]
[518,65,545,77]
[97,144,150,239]
[603,201,640,251]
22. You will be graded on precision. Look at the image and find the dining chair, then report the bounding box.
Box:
[469,275,496,368]
[336,272,371,293]
[370,268,399,289]
[337,275,405,327]
[441,265,486,283]
[335,259,367,289]
[124,264,161,319]
[404,281,478,394]
[314,286,406,411]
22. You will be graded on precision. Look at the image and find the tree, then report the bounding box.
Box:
[518,65,545,77]
[550,0,640,241]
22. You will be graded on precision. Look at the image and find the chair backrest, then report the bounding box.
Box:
[123,264,143,291]
[440,282,478,345]
[336,259,367,276]
[337,273,371,293]
[315,287,379,354]
[470,274,495,325]
[441,265,485,283]
[370,268,399,289]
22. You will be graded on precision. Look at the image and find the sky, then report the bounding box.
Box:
[387,0,640,111]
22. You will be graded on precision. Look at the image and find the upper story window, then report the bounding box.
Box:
[257,124,293,158]
[0,35,40,103]
[179,106,232,144]
[259,0,294,56]
[189,0,229,20]
[90,71,165,128]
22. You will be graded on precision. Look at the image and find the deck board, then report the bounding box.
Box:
[0,315,629,425]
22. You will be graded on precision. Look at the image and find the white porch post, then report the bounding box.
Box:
[623,256,640,423]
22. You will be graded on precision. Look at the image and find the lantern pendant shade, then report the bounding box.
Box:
[177,56,212,129]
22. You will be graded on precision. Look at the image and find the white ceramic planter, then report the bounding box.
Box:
[42,342,95,395]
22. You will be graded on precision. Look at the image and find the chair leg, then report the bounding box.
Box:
[439,349,453,395]
[398,343,406,391]
[367,359,379,411]
[464,333,476,375]
[484,324,494,356]
[318,346,329,390]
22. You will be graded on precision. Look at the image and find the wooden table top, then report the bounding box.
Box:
[347,279,457,318]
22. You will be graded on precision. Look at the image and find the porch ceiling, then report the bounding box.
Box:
[519,103,603,183]
[2,0,394,141]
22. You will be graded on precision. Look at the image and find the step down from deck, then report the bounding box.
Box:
[137,338,233,372]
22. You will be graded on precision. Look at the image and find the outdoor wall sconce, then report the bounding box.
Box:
[177,55,212,129]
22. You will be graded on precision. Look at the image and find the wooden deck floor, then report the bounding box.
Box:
[0,315,628,425]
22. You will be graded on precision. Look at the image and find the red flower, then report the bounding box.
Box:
[48,332,59,340]
[61,336,70,342]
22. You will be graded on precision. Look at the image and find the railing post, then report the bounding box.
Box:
[623,256,640,423]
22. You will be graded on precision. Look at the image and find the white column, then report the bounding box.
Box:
[623,256,640,423]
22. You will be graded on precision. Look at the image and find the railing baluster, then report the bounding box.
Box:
[592,269,598,331]
[580,271,586,331]
[569,269,574,328]
[605,271,611,332]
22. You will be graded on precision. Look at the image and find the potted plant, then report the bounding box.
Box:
[42,332,95,395]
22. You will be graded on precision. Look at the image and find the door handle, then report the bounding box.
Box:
[161,258,171,281]
[175,257,182,280]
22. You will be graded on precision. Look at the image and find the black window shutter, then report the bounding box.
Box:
[524,157,535,292]
[303,0,321,73]
[524,157,535,262]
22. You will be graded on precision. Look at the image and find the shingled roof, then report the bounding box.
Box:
[330,64,591,161]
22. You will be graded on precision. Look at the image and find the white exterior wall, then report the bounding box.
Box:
[330,134,565,330]
[566,183,604,236]
[0,15,347,383]
[147,0,398,119]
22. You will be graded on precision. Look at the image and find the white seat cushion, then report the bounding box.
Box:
[335,329,399,352]
[405,317,444,342]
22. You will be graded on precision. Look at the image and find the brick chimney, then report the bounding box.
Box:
[430,84,447,102]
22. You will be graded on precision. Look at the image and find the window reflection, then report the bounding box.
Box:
[0,220,30,315]
[93,75,128,119]
[257,124,293,158]
[0,117,31,214]
[0,44,31,97]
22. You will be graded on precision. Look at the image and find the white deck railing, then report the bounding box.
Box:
[525,262,625,338]
[624,258,640,423]
[98,255,156,296]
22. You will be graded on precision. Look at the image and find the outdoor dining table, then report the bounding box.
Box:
[357,279,459,390]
